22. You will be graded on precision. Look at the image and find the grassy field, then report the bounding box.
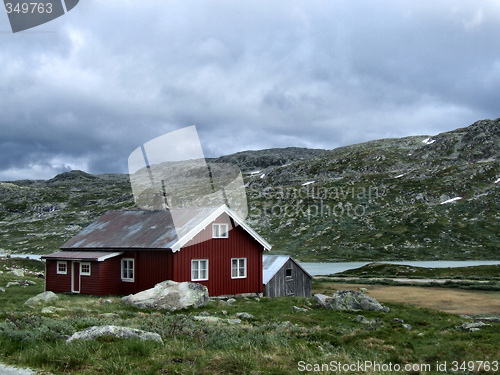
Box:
[332,263,500,280]
[0,259,499,374]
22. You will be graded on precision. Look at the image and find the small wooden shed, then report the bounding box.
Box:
[263,255,312,297]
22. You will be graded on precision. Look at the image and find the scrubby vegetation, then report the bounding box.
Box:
[2,120,500,262]
[0,260,499,374]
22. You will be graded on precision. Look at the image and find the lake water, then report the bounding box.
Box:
[298,260,500,276]
[2,254,499,276]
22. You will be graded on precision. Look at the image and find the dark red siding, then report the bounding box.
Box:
[135,250,174,293]
[45,260,71,293]
[172,214,264,296]
[46,213,266,297]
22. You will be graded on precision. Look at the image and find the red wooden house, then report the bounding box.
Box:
[42,205,271,296]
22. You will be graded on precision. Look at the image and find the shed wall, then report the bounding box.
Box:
[264,259,312,298]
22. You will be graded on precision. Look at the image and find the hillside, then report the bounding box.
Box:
[0,119,499,261]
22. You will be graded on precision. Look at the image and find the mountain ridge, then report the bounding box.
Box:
[0,118,499,261]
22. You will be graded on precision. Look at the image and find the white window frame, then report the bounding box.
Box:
[57,261,67,275]
[212,223,229,238]
[121,258,134,282]
[80,262,91,276]
[191,259,209,281]
[231,258,247,279]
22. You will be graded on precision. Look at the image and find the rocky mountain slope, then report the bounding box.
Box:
[1,119,499,261]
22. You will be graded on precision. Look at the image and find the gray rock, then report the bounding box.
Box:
[0,287,5,293]
[122,280,208,311]
[402,324,412,331]
[226,298,237,305]
[6,281,20,288]
[355,315,371,324]
[66,325,163,344]
[316,290,389,312]
[475,317,500,324]
[41,306,65,314]
[235,312,254,319]
[24,291,59,306]
[193,316,221,323]
[355,315,383,328]
[193,316,241,324]
[293,306,308,313]
[313,294,328,308]
[393,318,404,324]
[100,313,120,318]
[457,322,491,332]
[8,269,24,278]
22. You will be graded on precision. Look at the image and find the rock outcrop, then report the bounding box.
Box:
[66,326,163,344]
[314,290,389,312]
[8,269,24,277]
[24,291,59,306]
[122,280,209,311]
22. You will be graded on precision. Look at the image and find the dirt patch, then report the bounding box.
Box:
[316,283,500,315]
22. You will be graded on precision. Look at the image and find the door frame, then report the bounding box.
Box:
[71,261,80,293]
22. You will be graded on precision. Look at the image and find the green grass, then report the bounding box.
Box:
[0,260,499,374]
[334,263,500,280]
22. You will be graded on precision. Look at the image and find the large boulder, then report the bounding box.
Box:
[24,291,59,306]
[122,280,209,311]
[314,290,389,312]
[66,326,163,344]
[8,269,24,277]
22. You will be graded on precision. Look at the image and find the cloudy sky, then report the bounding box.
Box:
[1,0,499,180]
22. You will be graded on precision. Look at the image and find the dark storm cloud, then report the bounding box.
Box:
[1,0,499,180]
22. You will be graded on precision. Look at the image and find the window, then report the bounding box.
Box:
[57,261,67,275]
[231,258,247,279]
[191,259,208,281]
[212,223,228,238]
[121,258,134,282]
[285,268,292,279]
[80,262,91,276]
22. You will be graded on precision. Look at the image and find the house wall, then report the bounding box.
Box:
[45,260,105,295]
[173,213,264,296]
[45,259,71,293]
[135,250,174,294]
[79,262,100,295]
[264,259,312,298]
[46,213,266,297]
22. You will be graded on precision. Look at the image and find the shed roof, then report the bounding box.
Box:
[262,255,312,284]
[41,251,123,261]
[60,205,271,252]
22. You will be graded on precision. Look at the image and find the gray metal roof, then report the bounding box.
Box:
[41,251,123,261]
[262,255,313,285]
[59,205,271,252]
[61,207,219,249]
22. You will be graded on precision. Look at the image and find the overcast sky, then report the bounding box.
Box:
[1,0,499,180]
